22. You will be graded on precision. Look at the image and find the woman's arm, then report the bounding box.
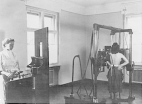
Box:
[14,52,20,71]
[0,53,9,76]
[17,61,20,70]
[1,70,17,78]
[118,53,129,70]
[106,61,112,69]
[0,52,19,78]
[1,71,10,76]
[106,61,111,66]
[0,53,3,75]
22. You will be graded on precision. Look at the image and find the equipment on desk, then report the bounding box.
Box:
[10,70,23,81]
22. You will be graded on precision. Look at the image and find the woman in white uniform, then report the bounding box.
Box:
[0,38,20,104]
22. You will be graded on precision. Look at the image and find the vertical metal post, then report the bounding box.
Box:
[32,67,36,103]
[92,30,96,101]
[119,32,121,47]
[129,33,132,98]
[71,57,75,97]
[92,25,99,103]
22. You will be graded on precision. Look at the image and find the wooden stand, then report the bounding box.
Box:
[32,27,49,103]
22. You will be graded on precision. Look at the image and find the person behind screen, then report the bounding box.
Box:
[106,42,128,99]
[0,38,20,104]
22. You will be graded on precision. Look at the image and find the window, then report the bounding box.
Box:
[125,15,142,65]
[27,6,59,65]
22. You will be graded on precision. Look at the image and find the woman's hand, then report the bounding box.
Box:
[106,61,112,69]
[1,71,11,76]
[8,70,18,79]
[118,65,123,70]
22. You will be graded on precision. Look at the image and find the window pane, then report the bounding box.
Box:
[126,15,142,64]
[48,33,57,45]
[49,32,58,64]
[127,16,142,32]
[49,45,57,64]
[27,32,35,64]
[27,32,58,64]
[27,32,35,45]
[27,13,40,29]
[132,44,142,63]
[44,16,54,30]
[132,33,142,44]
[27,8,58,65]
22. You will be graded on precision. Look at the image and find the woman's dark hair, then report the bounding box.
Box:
[2,38,14,48]
[111,42,120,54]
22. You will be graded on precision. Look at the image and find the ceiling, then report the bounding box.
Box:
[63,0,136,7]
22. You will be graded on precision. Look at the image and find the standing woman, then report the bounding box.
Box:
[106,42,128,99]
[0,38,20,104]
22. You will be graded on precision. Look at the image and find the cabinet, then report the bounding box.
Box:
[49,65,60,86]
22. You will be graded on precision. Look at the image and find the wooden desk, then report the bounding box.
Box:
[6,65,60,103]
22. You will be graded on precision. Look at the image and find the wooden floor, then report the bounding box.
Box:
[49,79,142,104]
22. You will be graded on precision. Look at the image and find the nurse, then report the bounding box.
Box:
[0,38,20,103]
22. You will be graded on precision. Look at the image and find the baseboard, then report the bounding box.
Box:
[51,79,108,88]
[51,78,142,89]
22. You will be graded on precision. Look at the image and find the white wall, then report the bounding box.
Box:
[85,1,142,15]
[27,0,142,15]
[0,0,27,71]
[59,10,86,84]
[27,0,85,14]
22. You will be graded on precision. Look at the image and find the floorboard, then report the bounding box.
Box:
[49,79,142,104]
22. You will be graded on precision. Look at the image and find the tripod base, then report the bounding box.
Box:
[64,96,106,104]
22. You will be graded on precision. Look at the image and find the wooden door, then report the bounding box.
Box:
[34,27,49,103]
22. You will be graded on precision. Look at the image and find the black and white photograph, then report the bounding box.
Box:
[0,0,142,104]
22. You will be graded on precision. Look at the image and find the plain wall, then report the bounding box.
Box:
[0,0,27,71]
[59,10,86,84]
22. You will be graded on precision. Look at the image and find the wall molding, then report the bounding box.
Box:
[26,0,142,15]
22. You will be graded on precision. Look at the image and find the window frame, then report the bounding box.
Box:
[26,6,59,65]
[125,14,142,65]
